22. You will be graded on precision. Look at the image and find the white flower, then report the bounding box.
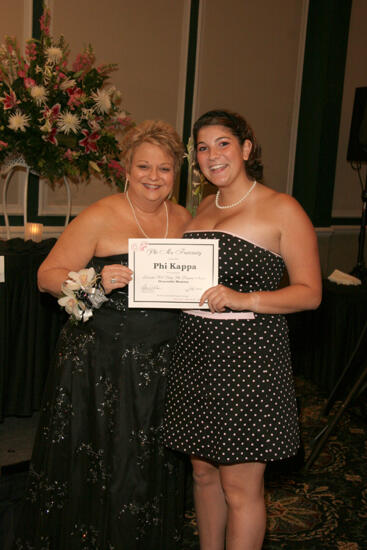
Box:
[42,66,53,83]
[88,118,101,131]
[40,120,52,133]
[81,107,95,120]
[58,268,107,323]
[111,88,122,102]
[65,268,96,291]
[57,111,81,134]
[60,78,76,91]
[58,289,80,315]
[92,89,111,114]
[8,110,30,132]
[30,85,48,105]
[46,47,63,64]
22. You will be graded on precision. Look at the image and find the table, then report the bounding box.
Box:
[0,238,66,421]
[288,279,367,395]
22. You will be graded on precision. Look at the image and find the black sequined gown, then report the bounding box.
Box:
[15,255,186,550]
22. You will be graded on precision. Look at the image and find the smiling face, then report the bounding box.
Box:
[196,125,252,188]
[127,141,175,201]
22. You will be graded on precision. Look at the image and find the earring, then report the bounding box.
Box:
[124,177,129,193]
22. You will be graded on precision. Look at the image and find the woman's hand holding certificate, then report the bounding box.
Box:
[128,238,218,308]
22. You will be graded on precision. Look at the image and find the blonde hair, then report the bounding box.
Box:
[120,120,184,176]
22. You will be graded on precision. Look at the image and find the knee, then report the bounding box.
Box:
[222,477,264,510]
[191,459,218,489]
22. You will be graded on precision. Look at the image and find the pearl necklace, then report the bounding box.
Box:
[215,180,257,209]
[126,190,169,238]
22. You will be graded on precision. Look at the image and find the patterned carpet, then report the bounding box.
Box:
[1,376,366,549]
[182,376,367,549]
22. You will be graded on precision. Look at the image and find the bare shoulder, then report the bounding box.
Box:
[259,187,311,224]
[72,193,122,227]
[169,201,192,235]
[170,201,192,221]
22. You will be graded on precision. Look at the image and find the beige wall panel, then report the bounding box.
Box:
[51,0,186,126]
[39,178,116,216]
[40,0,187,215]
[325,227,365,276]
[195,0,305,192]
[0,0,27,47]
[333,0,367,219]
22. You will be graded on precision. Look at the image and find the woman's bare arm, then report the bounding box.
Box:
[200,194,322,314]
[38,204,105,297]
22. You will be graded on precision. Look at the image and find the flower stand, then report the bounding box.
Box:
[1,154,71,240]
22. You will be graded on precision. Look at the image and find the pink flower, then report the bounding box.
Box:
[88,115,102,131]
[24,77,36,89]
[72,53,93,74]
[64,149,75,161]
[0,140,8,150]
[67,87,83,109]
[1,90,19,110]
[18,70,27,78]
[42,127,58,145]
[79,129,100,153]
[25,41,37,61]
[119,116,132,127]
[40,9,50,36]
[42,103,61,122]
[108,160,125,178]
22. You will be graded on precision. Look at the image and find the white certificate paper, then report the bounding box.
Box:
[128,238,219,308]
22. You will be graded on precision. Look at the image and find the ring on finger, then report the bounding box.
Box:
[110,278,117,284]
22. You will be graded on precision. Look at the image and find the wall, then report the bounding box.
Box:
[333,0,367,220]
[41,0,189,220]
[194,0,307,194]
[326,0,367,277]
[0,0,188,236]
[1,0,366,279]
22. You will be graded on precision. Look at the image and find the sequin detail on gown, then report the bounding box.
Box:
[15,254,186,550]
[163,231,300,464]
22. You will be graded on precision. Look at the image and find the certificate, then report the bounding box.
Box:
[128,238,219,308]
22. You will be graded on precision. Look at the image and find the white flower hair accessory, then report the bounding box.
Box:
[58,267,108,323]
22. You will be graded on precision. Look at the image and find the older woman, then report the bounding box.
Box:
[15,120,191,550]
[163,109,322,550]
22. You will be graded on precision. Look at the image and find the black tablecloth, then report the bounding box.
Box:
[0,238,66,421]
[288,279,367,395]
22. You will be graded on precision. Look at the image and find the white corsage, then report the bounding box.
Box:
[58,267,108,323]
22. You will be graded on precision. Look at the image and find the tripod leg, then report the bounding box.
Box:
[305,363,367,470]
[323,322,367,416]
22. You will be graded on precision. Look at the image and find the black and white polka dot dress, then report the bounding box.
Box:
[163,230,300,464]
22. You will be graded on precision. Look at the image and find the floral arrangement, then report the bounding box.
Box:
[0,7,133,189]
[58,267,108,323]
[185,136,207,215]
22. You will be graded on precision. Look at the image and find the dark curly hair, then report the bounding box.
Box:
[193,109,263,182]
